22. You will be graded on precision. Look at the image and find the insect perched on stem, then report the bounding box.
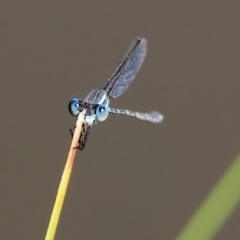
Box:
[69,37,164,150]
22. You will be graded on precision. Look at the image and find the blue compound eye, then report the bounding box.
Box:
[96,104,109,121]
[68,98,80,116]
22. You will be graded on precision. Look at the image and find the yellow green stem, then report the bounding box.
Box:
[176,154,240,240]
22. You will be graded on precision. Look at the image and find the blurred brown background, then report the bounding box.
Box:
[1,1,240,239]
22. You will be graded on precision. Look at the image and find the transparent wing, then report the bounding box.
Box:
[102,37,147,98]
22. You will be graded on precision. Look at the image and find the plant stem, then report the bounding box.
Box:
[45,110,86,240]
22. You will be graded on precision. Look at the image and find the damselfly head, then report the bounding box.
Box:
[68,97,80,116]
[95,104,109,121]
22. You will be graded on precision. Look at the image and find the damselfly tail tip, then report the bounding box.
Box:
[158,113,164,123]
[150,111,164,123]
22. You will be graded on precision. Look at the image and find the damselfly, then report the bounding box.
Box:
[69,37,164,149]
